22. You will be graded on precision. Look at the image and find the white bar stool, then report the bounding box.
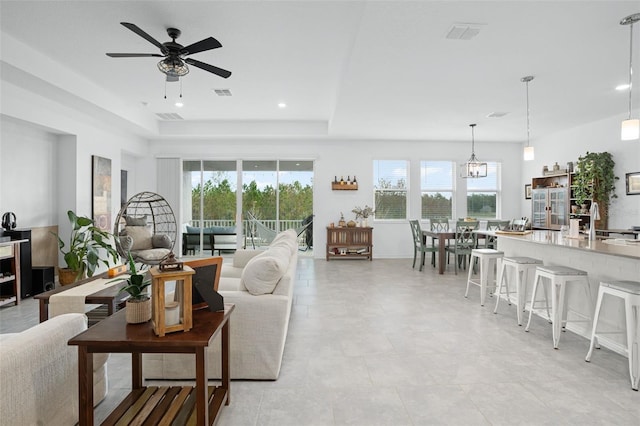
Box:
[465,248,504,306]
[493,256,543,325]
[525,265,593,349]
[585,280,640,391]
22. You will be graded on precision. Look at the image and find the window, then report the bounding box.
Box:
[373,160,408,220]
[421,161,454,219]
[466,162,500,219]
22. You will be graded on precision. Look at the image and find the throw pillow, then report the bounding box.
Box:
[124,226,153,251]
[241,251,289,295]
[152,234,172,249]
[125,215,147,226]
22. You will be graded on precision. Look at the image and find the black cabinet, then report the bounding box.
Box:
[5,229,32,298]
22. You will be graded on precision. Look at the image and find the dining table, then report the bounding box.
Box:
[422,229,492,274]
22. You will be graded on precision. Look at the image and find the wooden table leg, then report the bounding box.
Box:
[195,347,209,425]
[78,346,94,426]
[222,320,230,405]
[132,352,142,389]
[39,299,48,323]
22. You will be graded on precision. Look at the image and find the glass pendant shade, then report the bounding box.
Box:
[157,59,189,77]
[621,118,640,140]
[620,14,640,141]
[523,145,535,161]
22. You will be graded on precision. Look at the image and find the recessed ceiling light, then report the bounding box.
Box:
[278,102,287,108]
[616,84,630,91]
[175,101,184,108]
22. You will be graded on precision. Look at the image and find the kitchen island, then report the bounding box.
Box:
[496,230,639,355]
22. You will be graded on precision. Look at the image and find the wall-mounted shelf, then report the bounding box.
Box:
[331,182,358,190]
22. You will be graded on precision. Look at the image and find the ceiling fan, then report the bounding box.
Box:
[106,22,231,81]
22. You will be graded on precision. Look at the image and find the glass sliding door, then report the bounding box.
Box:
[182,160,237,255]
[242,161,278,245]
[279,161,314,248]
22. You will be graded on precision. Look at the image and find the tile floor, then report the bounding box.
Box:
[1,257,638,425]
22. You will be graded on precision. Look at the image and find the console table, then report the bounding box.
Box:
[68,304,235,426]
[326,226,373,260]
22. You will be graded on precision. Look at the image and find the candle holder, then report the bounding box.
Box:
[149,265,195,337]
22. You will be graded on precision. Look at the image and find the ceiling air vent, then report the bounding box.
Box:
[156,113,184,120]
[213,88,232,96]
[487,112,509,118]
[445,23,485,40]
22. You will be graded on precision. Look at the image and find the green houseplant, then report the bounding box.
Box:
[109,252,152,323]
[573,151,618,229]
[54,210,119,285]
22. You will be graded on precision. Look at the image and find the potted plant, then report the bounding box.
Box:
[54,210,120,285]
[352,205,375,227]
[110,252,151,324]
[573,151,618,229]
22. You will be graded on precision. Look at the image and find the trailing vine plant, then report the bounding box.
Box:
[573,151,618,228]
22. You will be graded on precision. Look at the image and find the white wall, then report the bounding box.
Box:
[149,137,523,259]
[520,115,640,229]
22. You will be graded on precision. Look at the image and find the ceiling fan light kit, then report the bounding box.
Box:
[620,13,640,141]
[106,22,231,87]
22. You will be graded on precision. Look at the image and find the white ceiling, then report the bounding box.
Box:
[1,1,639,142]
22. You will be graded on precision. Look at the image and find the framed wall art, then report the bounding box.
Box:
[92,155,112,230]
[626,172,640,195]
[524,184,532,199]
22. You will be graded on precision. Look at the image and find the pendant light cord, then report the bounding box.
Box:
[525,79,531,146]
[628,21,635,120]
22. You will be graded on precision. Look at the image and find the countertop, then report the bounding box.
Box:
[496,230,640,260]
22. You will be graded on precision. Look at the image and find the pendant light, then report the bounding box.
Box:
[521,76,535,160]
[460,124,487,178]
[620,13,640,141]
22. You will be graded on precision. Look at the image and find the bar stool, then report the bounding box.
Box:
[525,265,593,349]
[466,248,504,306]
[585,280,640,391]
[493,256,543,325]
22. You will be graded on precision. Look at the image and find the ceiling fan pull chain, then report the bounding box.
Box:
[180,79,183,98]
[164,80,167,99]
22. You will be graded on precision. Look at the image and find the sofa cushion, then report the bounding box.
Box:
[125,215,148,226]
[270,229,298,255]
[124,226,153,250]
[186,225,201,234]
[152,233,172,249]
[241,249,289,295]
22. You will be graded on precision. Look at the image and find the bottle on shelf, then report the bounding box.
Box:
[340,176,345,185]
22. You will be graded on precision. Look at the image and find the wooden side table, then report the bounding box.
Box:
[68,304,235,425]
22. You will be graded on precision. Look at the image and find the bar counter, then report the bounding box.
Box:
[496,230,639,355]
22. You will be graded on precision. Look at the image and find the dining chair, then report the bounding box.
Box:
[445,220,479,274]
[485,220,511,248]
[409,220,437,271]
[430,218,450,267]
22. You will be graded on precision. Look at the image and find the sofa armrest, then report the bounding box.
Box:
[0,313,87,425]
[230,249,263,268]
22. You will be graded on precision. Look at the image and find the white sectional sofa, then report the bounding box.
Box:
[143,229,297,380]
[0,313,109,425]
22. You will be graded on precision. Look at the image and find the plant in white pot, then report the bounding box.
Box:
[110,252,151,324]
[54,210,119,285]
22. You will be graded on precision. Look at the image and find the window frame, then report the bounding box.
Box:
[420,160,455,220]
[465,161,501,219]
[372,159,409,221]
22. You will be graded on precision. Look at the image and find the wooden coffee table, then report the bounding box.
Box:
[68,303,235,426]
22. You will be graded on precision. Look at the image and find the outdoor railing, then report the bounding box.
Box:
[187,219,309,247]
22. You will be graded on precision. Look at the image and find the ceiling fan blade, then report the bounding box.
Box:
[185,58,232,78]
[106,53,164,58]
[179,37,222,56]
[120,22,164,49]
